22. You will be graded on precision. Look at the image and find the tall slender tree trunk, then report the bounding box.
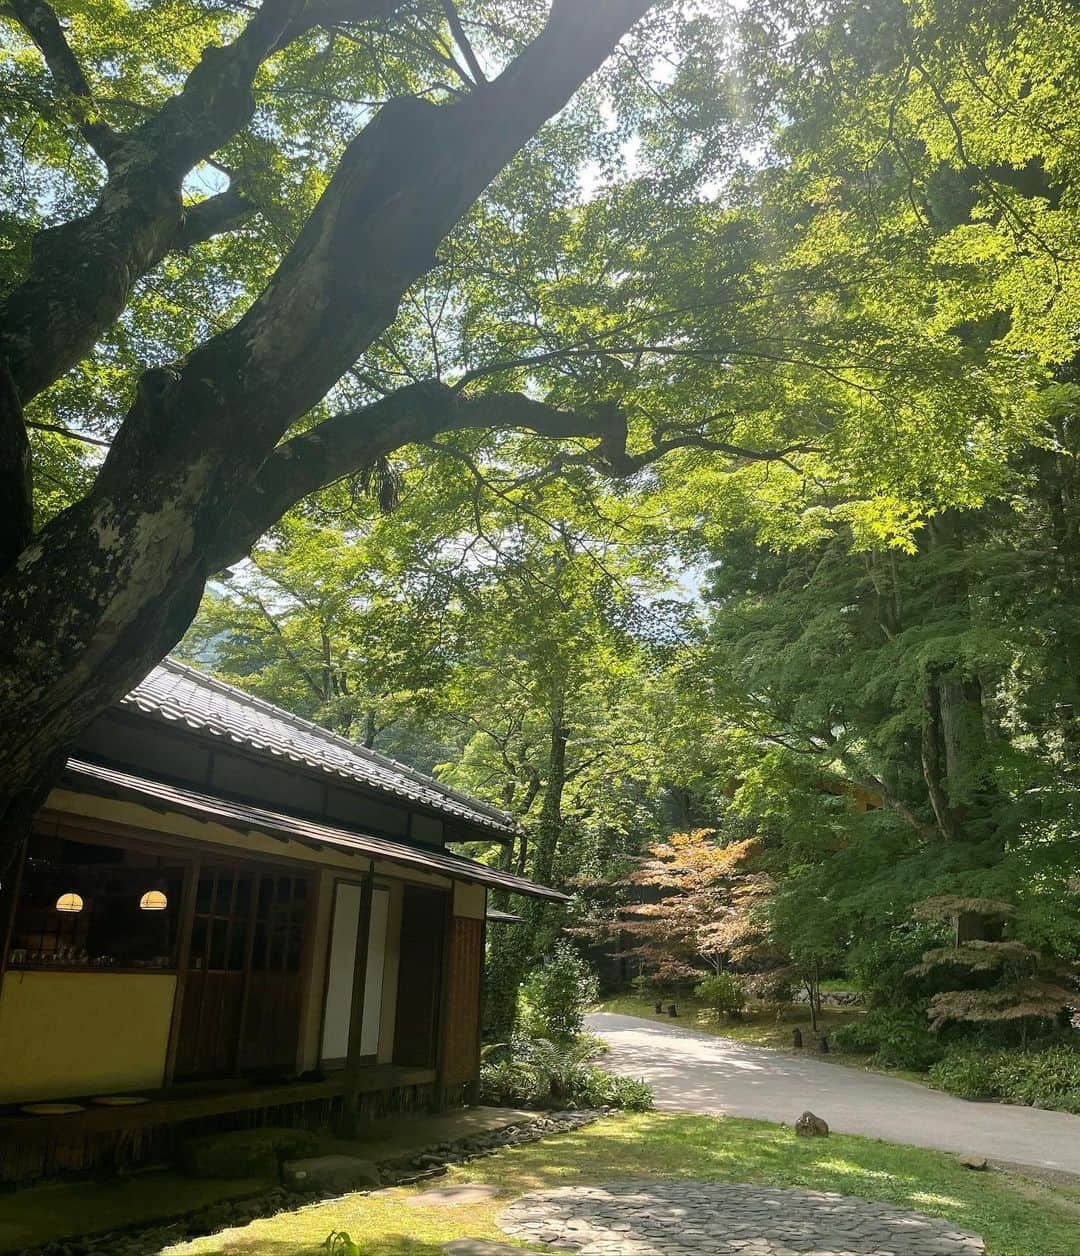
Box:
[484,673,570,1042]
[531,678,568,887]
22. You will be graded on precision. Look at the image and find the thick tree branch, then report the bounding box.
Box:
[177,186,254,249]
[214,385,615,562]
[7,0,120,164]
[215,380,808,567]
[0,0,411,405]
[96,0,653,535]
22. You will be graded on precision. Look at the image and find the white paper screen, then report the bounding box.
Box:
[321,883,390,1061]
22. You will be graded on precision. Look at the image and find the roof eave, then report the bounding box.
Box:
[57,758,567,904]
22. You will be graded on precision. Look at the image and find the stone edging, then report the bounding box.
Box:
[12,1109,602,1256]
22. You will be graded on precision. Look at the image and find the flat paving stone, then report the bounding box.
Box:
[496,1182,986,1255]
[409,1184,502,1207]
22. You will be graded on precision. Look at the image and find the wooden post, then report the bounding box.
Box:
[431,890,455,1113]
[293,869,325,1076]
[339,862,374,1135]
[163,859,200,1087]
[465,891,488,1105]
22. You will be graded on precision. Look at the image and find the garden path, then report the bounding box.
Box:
[586,1013,1080,1176]
[496,1181,985,1254]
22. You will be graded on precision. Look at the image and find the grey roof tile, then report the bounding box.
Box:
[120,658,517,837]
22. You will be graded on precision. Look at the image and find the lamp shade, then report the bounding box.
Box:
[55,892,84,913]
[139,889,168,911]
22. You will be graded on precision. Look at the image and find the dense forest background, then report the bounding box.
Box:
[9,0,1078,1091]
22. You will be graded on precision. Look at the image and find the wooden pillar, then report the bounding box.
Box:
[163,859,200,1087]
[293,869,326,1076]
[465,889,488,1105]
[339,862,374,1135]
[431,889,455,1112]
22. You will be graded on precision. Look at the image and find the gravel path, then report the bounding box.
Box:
[496,1182,985,1255]
[586,1012,1080,1175]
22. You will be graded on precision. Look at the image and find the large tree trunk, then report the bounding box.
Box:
[0,1,653,864]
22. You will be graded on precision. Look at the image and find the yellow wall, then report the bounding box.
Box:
[0,971,175,1103]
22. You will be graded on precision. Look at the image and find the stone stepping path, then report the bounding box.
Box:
[496,1181,986,1255]
[410,1184,502,1207]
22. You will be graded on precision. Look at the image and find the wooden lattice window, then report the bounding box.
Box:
[189,868,253,973]
[251,874,308,973]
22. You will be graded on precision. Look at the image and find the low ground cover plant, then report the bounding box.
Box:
[832,1009,947,1071]
[481,1035,652,1111]
[929,1044,1080,1112]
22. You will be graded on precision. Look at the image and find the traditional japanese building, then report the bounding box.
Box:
[0,659,559,1181]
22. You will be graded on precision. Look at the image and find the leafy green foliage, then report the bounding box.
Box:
[517,941,599,1042]
[929,1046,1080,1114]
[480,1036,652,1111]
[694,972,747,1018]
[832,1010,946,1071]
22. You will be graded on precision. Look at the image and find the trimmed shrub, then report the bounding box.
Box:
[695,971,747,1018]
[927,1053,998,1098]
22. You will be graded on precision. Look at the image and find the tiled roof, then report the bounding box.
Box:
[62,759,565,902]
[120,658,517,837]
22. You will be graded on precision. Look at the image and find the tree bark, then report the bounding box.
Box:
[0,0,410,405]
[921,676,956,840]
[531,677,569,887]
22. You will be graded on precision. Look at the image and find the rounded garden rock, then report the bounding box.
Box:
[496,1181,986,1255]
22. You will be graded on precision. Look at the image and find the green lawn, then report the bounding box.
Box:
[165,1112,1080,1256]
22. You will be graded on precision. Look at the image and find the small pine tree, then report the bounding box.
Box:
[910,897,1076,1033]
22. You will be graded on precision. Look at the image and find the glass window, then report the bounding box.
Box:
[8,834,184,970]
